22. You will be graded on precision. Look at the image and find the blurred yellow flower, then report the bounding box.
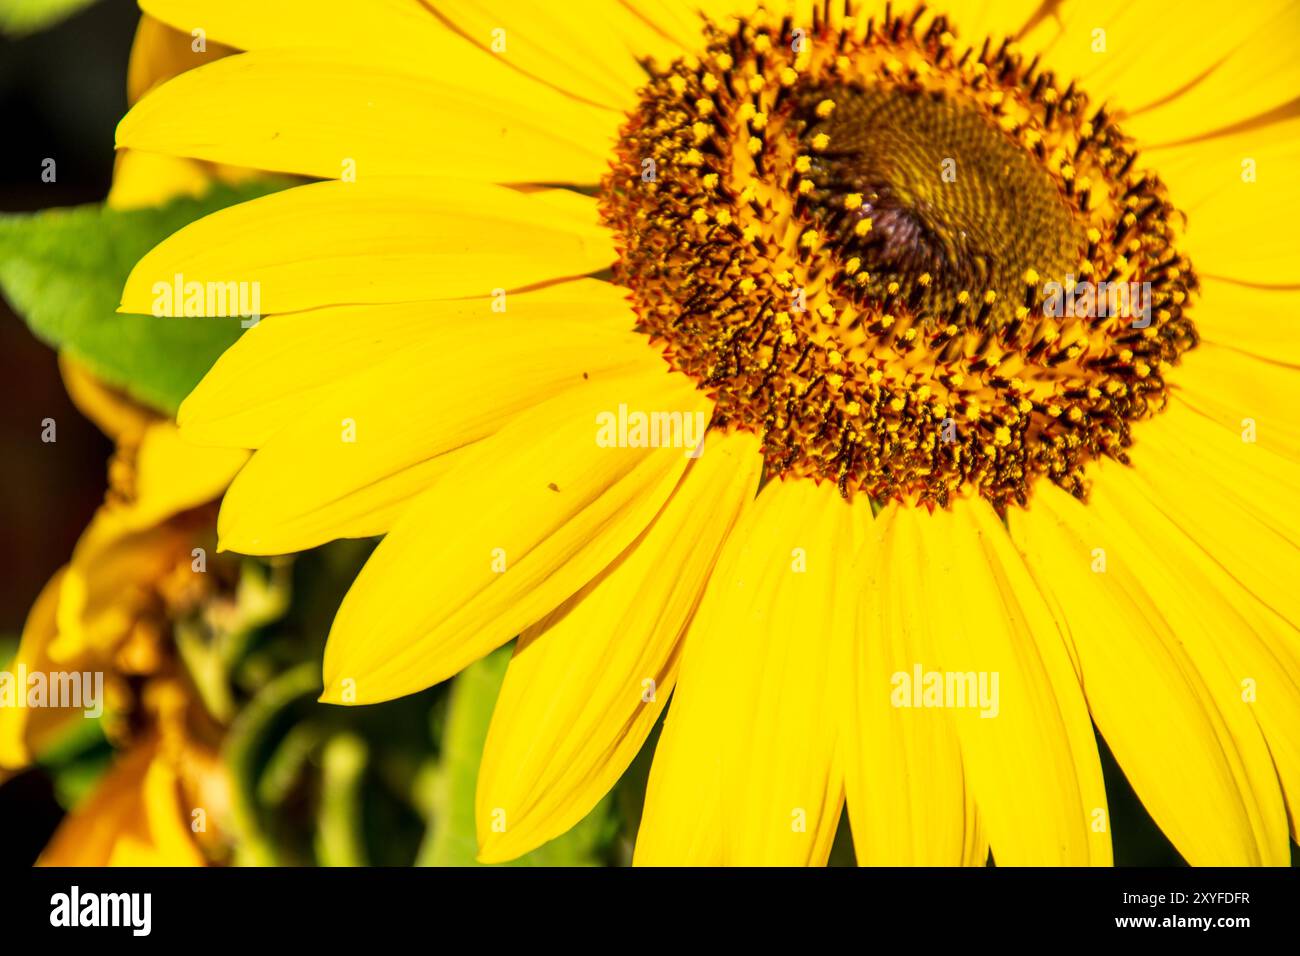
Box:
[1,361,246,864]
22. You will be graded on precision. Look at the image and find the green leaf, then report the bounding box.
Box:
[0,180,291,415]
[417,645,613,866]
[0,0,101,36]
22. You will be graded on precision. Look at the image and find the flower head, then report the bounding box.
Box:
[116,0,1300,867]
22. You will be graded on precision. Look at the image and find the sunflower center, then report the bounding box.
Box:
[795,84,1085,327]
[599,4,1199,509]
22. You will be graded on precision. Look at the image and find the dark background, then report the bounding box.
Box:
[0,0,136,636]
[0,0,137,863]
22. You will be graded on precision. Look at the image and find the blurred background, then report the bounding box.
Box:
[0,0,136,863]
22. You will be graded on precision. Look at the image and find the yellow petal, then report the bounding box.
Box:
[107,150,215,211]
[58,354,156,444]
[951,0,1050,36]
[131,422,248,528]
[632,0,731,52]
[140,0,515,83]
[119,179,613,316]
[53,510,203,661]
[45,418,239,659]
[431,0,673,110]
[1019,0,1298,144]
[1148,117,1300,286]
[634,478,853,866]
[476,429,763,863]
[321,367,711,704]
[791,0,1044,40]
[873,502,1111,866]
[117,48,612,185]
[215,316,659,555]
[847,504,986,865]
[39,738,206,867]
[1133,397,1300,624]
[1119,3,1300,146]
[1011,480,1290,865]
[1174,343,1300,463]
[179,279,639,448]
[1190,279,1300,367]
[1087,464,1300,844]
[0,571,78,770]
[111,14,250,211]
[126,12,235,104]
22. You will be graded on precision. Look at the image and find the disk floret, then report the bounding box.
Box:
[600,2,1198,509]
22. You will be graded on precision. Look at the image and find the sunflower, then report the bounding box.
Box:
[116,0,1299,866]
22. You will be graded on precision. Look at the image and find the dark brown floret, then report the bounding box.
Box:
[599,2,1198,510]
